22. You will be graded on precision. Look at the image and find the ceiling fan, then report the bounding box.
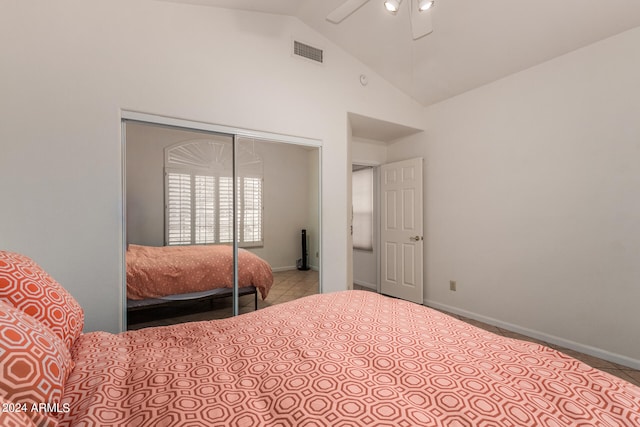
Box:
[327,0,435,40]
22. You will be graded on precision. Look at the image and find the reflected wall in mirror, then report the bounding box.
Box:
[124,122,320,330]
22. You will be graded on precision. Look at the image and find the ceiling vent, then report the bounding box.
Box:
[293,40,324,64]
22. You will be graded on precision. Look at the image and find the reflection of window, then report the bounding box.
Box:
[241,177,263,243]
[164,138,263,246]
[352,167,373,251]
[166,172,263,246]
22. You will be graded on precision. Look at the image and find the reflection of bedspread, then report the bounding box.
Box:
[126,244,273,300]
[59,291,640,426]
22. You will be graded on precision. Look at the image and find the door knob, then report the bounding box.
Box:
[409,235,423,241]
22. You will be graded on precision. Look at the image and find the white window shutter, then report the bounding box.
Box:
[243,177,263,243]
[164,139,264,246]
[166,172,192,245]
[194,175,216,244]
[352,167,374,251]
[218,176,233,243]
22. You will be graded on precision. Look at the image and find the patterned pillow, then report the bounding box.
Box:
[0,251,84,349]
[0,394,37,427]
[0,300,74,427]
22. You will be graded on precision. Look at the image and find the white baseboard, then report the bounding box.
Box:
[271,266,297,272]
[353,280,376,290]
[272,265,319,273]
[425,299,640,371]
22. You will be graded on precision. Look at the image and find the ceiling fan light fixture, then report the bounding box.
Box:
[418,0,435,12]
[384,0,402,13]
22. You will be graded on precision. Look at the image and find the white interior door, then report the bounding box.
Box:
[380,157,423,304]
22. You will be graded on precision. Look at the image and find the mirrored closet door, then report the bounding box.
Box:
[123,119,320,330]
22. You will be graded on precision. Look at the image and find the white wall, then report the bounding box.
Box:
[352,137,388,165]
[255,141,316,270]
[0,0,425,332]
[388,27,640,367]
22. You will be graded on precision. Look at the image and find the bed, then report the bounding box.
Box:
[1,251,640,427]
[126,244,273,314]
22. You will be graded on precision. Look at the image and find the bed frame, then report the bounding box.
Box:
[127,286,258,313]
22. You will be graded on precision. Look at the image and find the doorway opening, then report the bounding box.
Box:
[348,112,424,303]
[352,164,379,292]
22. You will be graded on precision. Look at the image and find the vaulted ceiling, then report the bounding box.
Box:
[160,0,640,106]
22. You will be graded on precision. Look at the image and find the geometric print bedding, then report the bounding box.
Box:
[0,300,74,427]
[0,251,84,349]
[58,291,640,426]
[0,394,37,427]
[126,244,274,300]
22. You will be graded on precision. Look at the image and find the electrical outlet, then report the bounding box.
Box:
[449,280,457,291]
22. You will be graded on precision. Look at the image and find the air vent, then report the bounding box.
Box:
[293,40,324,64]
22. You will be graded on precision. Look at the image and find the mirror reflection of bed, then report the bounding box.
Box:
[124,122,320,330]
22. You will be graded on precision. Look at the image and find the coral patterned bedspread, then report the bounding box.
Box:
[58,291,640,427]
[126,244,273,300]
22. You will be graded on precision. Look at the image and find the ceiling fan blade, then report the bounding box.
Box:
[410,0,434,40]
[327,0,370,24]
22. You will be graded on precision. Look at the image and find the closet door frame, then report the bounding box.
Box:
[120,110,322,328]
